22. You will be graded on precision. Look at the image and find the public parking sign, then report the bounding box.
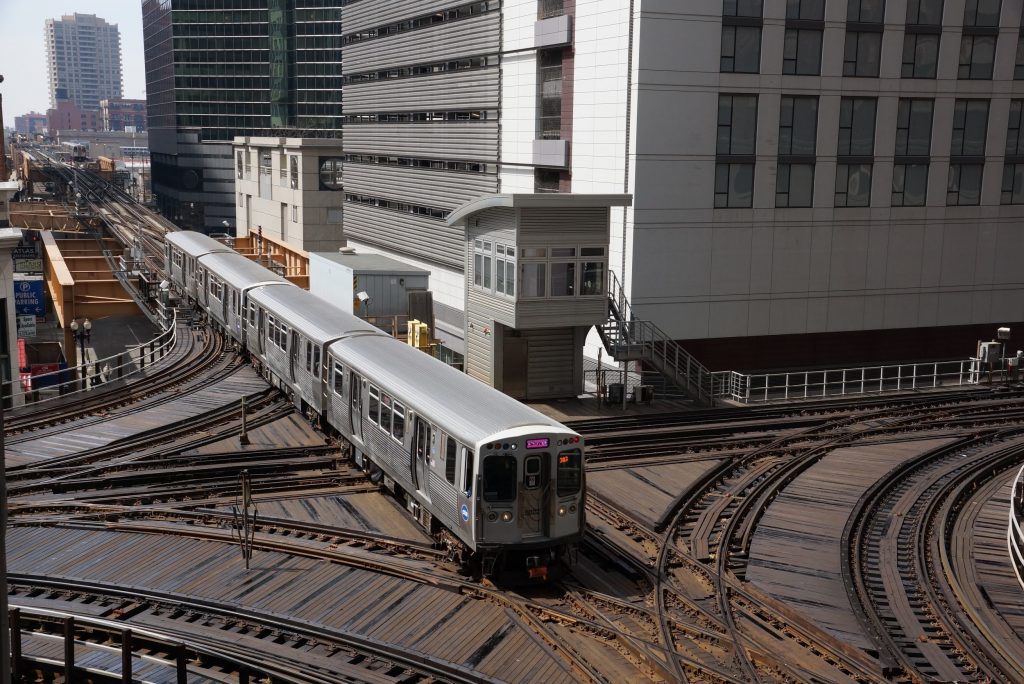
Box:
[14,280,45,316]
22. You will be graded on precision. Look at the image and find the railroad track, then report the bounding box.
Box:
[572,388,1024,682]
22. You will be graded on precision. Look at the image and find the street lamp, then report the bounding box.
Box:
[70,318,91,388]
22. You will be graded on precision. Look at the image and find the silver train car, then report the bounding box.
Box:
[167,231,584,578]
[165,231,233,303]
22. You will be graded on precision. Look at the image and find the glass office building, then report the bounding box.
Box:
[142,0,341,232]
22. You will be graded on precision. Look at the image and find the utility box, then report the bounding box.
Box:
[309,250,429,318]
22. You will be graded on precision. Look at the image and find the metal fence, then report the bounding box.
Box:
[583,357,1000,407]
[717,359,979,404]
[3,314,177,408]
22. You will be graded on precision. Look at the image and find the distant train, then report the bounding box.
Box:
[166,231,585,579]
[61,141,88,163]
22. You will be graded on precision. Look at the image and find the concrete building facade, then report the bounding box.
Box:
[14,113,48,137]
[142,0,343,234]
[100,98,147,132]
[45,13,123,112]
[340,0,1024,371]
[233,136,346,252]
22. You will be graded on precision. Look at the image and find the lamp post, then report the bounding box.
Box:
[70,318,91,390]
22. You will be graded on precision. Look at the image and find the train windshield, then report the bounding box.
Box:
[557,449,582,496]
[483,455,517,502]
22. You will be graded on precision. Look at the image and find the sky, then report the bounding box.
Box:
[0,0,146,119]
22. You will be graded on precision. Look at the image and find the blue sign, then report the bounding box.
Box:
[460,504,470,523]
[14,280,45,316]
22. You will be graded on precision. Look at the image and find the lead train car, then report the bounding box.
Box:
[327,333,585,578]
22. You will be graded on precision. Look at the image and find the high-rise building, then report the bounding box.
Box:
[45,13,123,112]
[339,0,1024,372]
[14,112,48,137]
[142,0,343,233]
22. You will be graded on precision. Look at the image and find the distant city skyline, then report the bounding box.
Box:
[0,1,145,119]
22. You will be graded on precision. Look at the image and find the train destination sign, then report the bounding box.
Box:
[526,438,550,449]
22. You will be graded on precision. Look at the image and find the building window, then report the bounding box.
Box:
[517,246,603,298]
[473,239,493,290]
[290,155,298,189]
[319,157,343,190]
[959,35,996,79]
[236,151,243,180]
[1002,99,1024,203]
[892,99,934,207]
[496,244,515,296]
[538,49,563,140]
[844,31,882,77]
[538,0,564,19]
[535,168,561,193]
[259,151,272,176]
[903,0,943,79]
[291,205,298,223]
[848,0,886,22]
[716,94,757,208]
[948,99,989,205]
[959,0,1000,80]
[836,97,877,207]
[721,0,762,74]
[902,33,940,78]
[777,95,818,208]
[783,29,823,75]
[964,0,1001,26]
[1015,34,1024,79]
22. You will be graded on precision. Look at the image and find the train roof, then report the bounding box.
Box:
[330,334,567,444]
[249,285,384,344]
[166,230,234,259]
[198,251,289,290]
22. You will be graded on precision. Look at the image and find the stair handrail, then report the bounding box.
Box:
[606,271,719,401]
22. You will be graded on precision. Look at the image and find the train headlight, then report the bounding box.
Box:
[558,505,567,516]
[487,512,498,522]
[501,511,513,522]
[569,504,577,514]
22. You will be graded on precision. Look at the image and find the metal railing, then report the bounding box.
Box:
[1010,464,1024,593]
[718,359,978,404]
[5,312,177,408]
[601,271,716,403]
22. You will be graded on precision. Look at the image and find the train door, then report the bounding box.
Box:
[411,417,432,502]
[288,330,299,381]
[349,371,363,443]
[520,453,549,537]
[257,307,266,355]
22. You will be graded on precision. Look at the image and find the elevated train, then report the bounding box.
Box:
[166,231,584,579]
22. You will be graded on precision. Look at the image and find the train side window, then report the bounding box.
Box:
[333,363,344,394]
[305,341,312,371]
[368,386,380,424]
[392,402,405,442]
[267,315,276,344]
[557,449,582,496]
[313,346,321,377]
[380,393,392,433]
[248,302,256,326]
[483,455,517,502]
[445,435,457,484]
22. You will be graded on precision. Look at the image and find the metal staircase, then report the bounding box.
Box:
[598,271,717,404]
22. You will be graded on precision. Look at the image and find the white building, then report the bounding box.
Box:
[339,0,1024,371]
[45,13,122,111]
[232,137,346,253]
